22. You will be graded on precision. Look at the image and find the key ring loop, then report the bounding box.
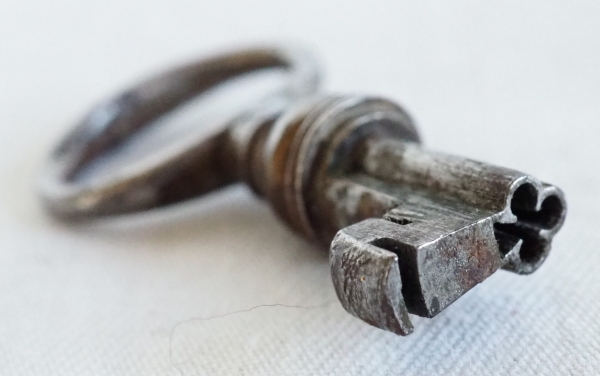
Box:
[39,46,320,220]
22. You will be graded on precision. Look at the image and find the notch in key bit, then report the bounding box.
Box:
[329,142,566,335]
[237,95,566,335]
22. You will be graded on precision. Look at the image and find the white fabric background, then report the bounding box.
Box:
[1,1,599,375]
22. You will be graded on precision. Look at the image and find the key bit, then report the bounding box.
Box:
[231,95,566,335]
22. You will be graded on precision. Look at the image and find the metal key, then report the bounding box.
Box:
[40,48,566,335]
[230,95,566,335]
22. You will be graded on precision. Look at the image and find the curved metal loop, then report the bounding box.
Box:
[39,46,321,220]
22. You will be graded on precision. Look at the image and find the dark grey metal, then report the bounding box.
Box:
[39,50,567,336]
[329,139,566,335]
[38,46,320,220]
[244,95,566,335]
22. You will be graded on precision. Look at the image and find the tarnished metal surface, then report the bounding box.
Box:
[40,51,567,335]
[252,95,566,335]
[38,46,320,219]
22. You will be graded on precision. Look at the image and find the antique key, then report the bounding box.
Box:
[232,95,566,335]
[40,47,566,335]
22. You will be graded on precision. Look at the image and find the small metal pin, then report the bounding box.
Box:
[39,48,566,335]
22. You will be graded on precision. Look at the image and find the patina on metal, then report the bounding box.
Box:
[39,48,567,336]
[246,95,566,335]
[39,46,320,219]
